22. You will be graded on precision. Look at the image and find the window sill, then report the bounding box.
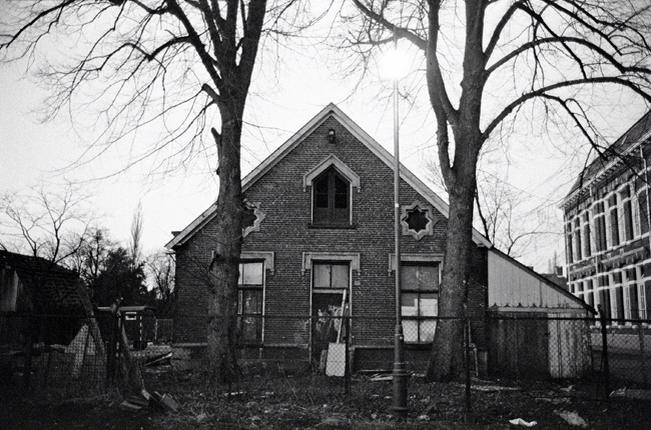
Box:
[308,223,356,229]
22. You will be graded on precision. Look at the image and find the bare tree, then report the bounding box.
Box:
[0,183,91,264]
[146,251,176,317]
[474,170,559,258]
[129,202,144,266]
[1,0,311,385]
[348,0,651,380]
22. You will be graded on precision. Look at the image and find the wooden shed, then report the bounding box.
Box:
[486,248,595,379]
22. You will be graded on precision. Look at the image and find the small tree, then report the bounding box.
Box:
[146,251,176,317]
[92,247,148,307]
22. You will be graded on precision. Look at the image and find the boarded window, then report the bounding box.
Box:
[237,261,264,344]
[400,263,439,343]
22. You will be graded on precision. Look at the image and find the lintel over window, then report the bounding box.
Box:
[302,154,360,192]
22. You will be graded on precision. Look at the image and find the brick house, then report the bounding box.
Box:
[167,104,592,373]
[561,110,651,324]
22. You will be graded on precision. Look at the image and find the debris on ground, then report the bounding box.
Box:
[454,382,520,392]
[119,392,149,411]
[508,417,537,427]
[143,352,173,367]
[554,410,588,428]
[610,388,651,400]
[316,414,352,428]
[151,391,179,413]
[369,374,392,382]
[195,412,208,423]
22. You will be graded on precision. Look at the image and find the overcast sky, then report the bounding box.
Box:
[0,4,648,271]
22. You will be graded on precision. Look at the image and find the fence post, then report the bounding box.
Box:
[598,305,610,400]
[23,315,34,390]
[344,315,350,395]
[638,322,648,387]
[463,312,472,422]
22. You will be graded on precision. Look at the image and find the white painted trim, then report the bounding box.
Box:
[166,103,492,249]
[240,251,275,274]
[302,252,360,274]
[242,202,266,238]
[561,128,651,208]
[302,154,361,191]
[400,201,435,241]
[388,253,444,275]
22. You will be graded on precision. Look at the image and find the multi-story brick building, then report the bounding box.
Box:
[561,110,651,324]
[168,104,592,373]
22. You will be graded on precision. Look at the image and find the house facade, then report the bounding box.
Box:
[168,104,592,373]
[561,110,651,324]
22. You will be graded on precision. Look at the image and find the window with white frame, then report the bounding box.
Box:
[565,220,574,264]
[593,202,607,252]
[608,194,620,247]
[573,216,583,261]
[624,267,640,322]
[637,187,649,235]
[237,261,264,344]
[582,211,592,257]
[400,262,440,344]
[612,271,625,324]
[584,279,595,310]
[639,265,651,320]
[620,186,635,242]
[598,275,611,321]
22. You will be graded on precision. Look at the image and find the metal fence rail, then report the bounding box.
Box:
[3,310,650,411]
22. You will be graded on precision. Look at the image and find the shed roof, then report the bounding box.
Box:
[0,250,84,314]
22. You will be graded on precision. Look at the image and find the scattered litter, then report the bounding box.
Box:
[536,397,570,405]
[610,388,651,400]
[143,352,173,367]
[473,384,520,392]
[151,391,179,413]
[417,414,430,421]
[554,410,588,428]
[508,418,537,427]
[223,391,246,397]
[560,385,574,393]
[369,373,392,382]
[196,412,208,423]
[453,382,520,392]
[119,399,143,411]
[316,415,351,428]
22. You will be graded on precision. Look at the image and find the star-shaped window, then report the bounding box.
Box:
[400,202,434,240]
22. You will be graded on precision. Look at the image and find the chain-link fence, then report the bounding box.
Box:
[0,309,174,398]
[4,309,651,412]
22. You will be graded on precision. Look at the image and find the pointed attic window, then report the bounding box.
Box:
[401,201,435,240]
[303,155,360,227]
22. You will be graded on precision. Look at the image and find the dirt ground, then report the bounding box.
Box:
[2,368,651,429]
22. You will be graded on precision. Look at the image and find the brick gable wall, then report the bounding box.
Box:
[173,115,488,364]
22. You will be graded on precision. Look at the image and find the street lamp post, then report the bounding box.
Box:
[382,38,410,418]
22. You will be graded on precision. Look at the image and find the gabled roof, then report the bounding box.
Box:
[166,103,492,249]
[0,250,84,313]
[562,110,651,208]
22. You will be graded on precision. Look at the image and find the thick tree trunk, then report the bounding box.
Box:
[206,106,244,386]
[425,133,480,381]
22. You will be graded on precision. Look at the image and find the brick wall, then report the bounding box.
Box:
[172,115,489,358]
